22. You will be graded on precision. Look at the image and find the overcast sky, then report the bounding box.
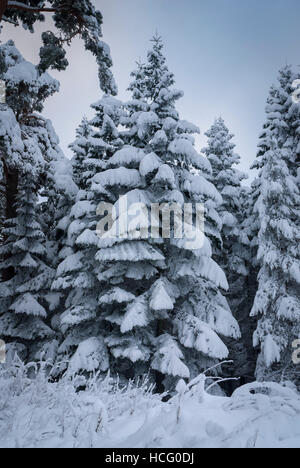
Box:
[1,0,300,179]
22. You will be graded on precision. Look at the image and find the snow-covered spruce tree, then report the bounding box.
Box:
[38,120,78,359]
[202,118,254,384]
[70,117,94,191]
[39,119,78,245]
[249,65,300,258]
[252,141,300,386]
[240,179,263,384]
[250,65,300,385]
[0,41,75,361]
[0,175,55,361]
[255,66,299,176]
[202,118,248,296]
[93,36,240,389]
[52,95,124,376]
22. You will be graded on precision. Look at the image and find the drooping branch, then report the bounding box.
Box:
[1,1,85,30]
[1,1,86,46]
[3,1,56,17]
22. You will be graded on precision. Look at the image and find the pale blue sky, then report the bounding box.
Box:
[1,0,300,178]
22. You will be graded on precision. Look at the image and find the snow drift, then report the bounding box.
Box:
[0,360,299,449]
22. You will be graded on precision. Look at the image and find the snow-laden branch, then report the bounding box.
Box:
[6,1,56,14]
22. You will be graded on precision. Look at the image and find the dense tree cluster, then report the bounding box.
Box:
[0,5,299,392]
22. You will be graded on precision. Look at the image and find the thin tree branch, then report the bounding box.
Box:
[5,1,56,14]
[206,377,240,393]
[59,25,82,44]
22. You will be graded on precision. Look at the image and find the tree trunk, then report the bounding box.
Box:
[155,319,165,393]
[5,168,18,219]
[0,1,8,21]
[2,167,18,282]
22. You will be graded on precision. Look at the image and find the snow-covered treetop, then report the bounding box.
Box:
[203,117,244,181]
[145,35,176,100]
[126,35,183,124]
[255,65,300,169]
[70,94,124,192]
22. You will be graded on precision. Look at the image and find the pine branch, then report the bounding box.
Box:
[5,1,56,15]
[1,1,85,31]
[1,1,86,47]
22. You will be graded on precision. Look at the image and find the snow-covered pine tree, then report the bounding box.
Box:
[240,179,262,385]
[52,95,124,376]
[255,66,299,175]
[38,120,78,355]
[0,41,76,362]
[0,176,55,361]
[249,66,300,259]
[250,65,300,386]
[202,118,253,384]
[0,40,59,240]
[202,118,248,293]
[40,119,78,244]
[94,36,240,389]
[252,141,300,386]
[70,117,93,190]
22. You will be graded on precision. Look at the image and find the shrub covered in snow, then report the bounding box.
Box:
[0,359,299,448]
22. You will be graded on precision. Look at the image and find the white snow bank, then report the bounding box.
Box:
[0,361,299,448]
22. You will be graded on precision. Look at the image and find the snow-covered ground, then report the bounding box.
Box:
[0,361,300,448]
